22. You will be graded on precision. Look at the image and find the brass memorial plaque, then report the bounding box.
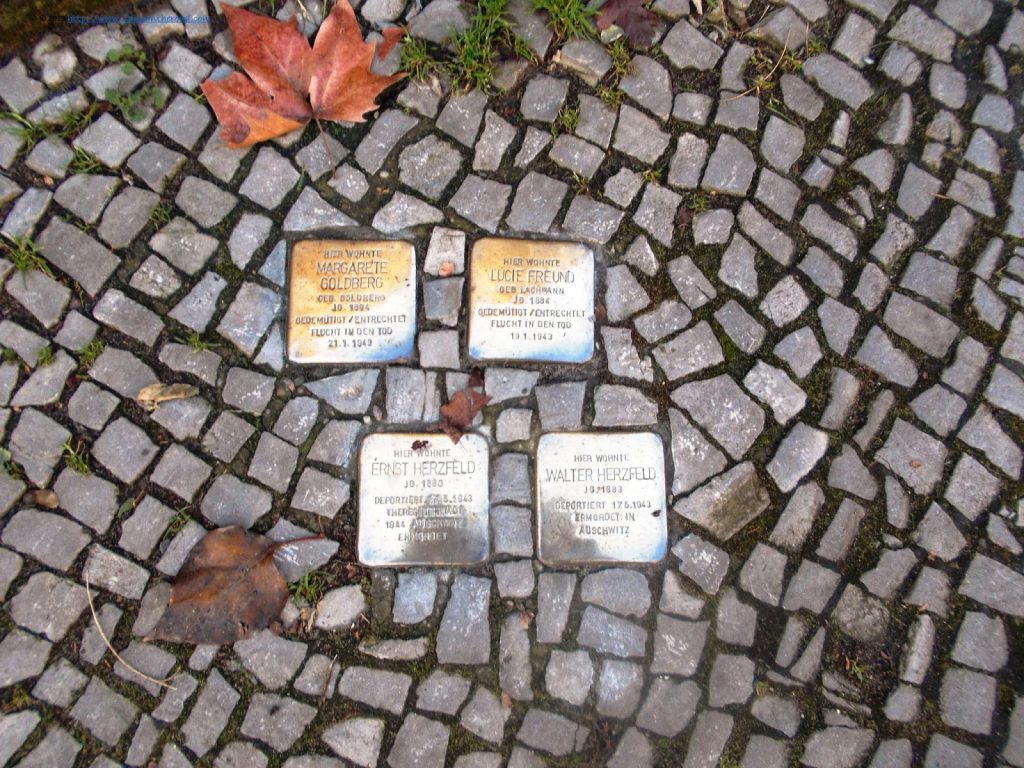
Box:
[537,432,667,565]
[287,240,415,364]
[468,238,594,362]
[358,433,490,566]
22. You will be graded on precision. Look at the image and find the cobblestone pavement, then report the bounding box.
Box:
[1,0,1024,765]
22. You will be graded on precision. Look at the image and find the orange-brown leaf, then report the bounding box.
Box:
[146,527,288,645]
[439,380,491,443]
[223,5,314,121]
[308,0,405,122]
[204,0,405,147]
[201,73,306,148]
[378,26,405,60]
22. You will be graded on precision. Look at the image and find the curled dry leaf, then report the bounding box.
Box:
[137,382,200,411]
[146,527,322,645]
[438,367,490,443]
[201,0,405,148]
[437,260,456,277]
[23,489,59,509]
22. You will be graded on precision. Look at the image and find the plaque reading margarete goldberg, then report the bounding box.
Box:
[468,238,594,363]
[358,433,489,566]
[287,240,415,364]
[537,433,667,565]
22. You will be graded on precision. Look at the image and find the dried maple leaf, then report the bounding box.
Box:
[201,0,405,148]
[147,527,322,645]
[439,374,491,443]
[597,0,660,49]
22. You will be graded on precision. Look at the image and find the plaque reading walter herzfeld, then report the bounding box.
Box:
[468,238,594,363]
[358,433,489,566]
[287,240,415,364]
[537,433,667,565]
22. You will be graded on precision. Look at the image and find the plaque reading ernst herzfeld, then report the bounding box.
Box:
[287,240,415,364]
[358,433,489,566]
[537,433,667,565]
[468,238,594,362]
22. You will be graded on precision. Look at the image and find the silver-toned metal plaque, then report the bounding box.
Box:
[287,239,415,364]
[537,432,667,565]
[358,433,489,566]
[468,238,594,362]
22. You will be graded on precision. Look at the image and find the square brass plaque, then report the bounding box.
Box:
[287,240,415,364]
[468,238,594,362]
[537,432,667,565]
[358,433,490,566]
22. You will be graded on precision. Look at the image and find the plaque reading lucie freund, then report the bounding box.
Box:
[287,240,415,364]
[468,238,594,363]
[358,433,489,566]
[537,433,667,565]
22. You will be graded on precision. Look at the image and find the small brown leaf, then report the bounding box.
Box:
[438,374,491,443]
[137,383,200,411]
[439,392,474,443]
[676,206,693,231]
[146,527,289,645]
[23,489,58,509]
[437,260,455,277]
[500,691,513,710]
[909,459,922,468]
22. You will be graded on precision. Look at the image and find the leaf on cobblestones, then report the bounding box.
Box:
[137,382,200,411]
[147,527,322,645]
[676,205,693,232]
[596,0,659,49]
[201,0,406,148]
[22,489,59,508]
[439,369,490,443]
